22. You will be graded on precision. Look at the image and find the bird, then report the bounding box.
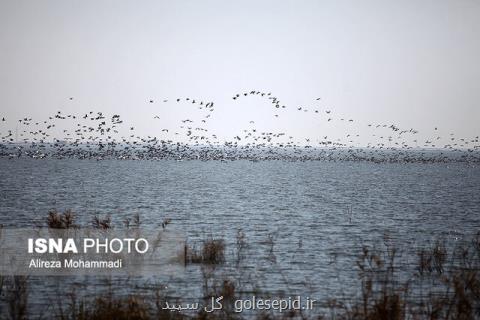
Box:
[0,88,477,164]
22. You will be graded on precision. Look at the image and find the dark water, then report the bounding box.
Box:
[1,158,480,312]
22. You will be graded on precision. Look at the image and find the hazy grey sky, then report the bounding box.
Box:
[1,0,479,145]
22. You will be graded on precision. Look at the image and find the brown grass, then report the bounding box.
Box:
[417,240,447,276]
[124,213,143,229]
[92,215,112,229]
[327,235,480,320]
[342,246,409,320]
[8,215,480,319]
[3,276,28,320]
[65,295,150,320]
[47,209,76,229]
[185,237,225,265]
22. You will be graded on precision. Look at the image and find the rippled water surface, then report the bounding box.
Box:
[1,158,480,311]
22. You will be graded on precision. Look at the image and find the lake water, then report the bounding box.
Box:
[1,158,479,315]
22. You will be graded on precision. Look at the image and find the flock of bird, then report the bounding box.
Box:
[1,90,479,163]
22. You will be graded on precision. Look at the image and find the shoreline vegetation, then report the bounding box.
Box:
[1,211,479,319]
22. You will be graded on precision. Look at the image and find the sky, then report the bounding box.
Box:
[1,0,479,146]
